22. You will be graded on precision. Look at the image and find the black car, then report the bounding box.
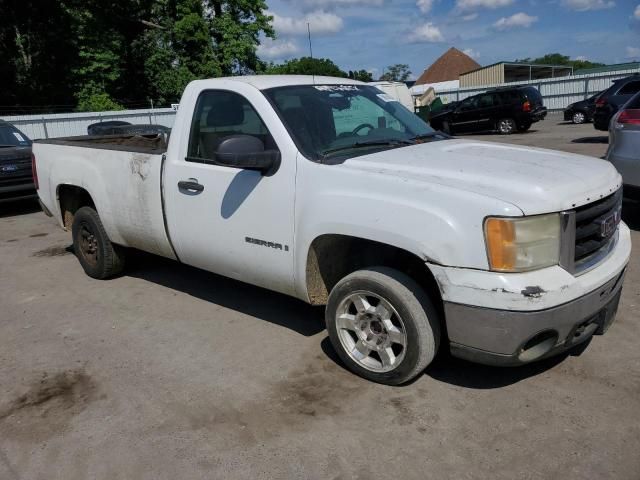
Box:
[593,74,640,131]
[429,86,547,135]
[563,91,602,124]
[0,120,36,204]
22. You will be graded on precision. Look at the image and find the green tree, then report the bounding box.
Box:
[264,57,348,77]
[379,64,411,82]
[0,0,275,111]
[0,0,79,108]
[515,53,605,71]
[76,85,123,112]
[349,70,373,82]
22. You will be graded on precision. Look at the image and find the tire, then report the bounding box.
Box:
[572,111,586,124]
[71,206,126,279]
[442,120,452,135]
[325,267,441,385]
[497,118,516,135]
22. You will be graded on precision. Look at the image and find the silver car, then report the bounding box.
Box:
[607,91,640,202]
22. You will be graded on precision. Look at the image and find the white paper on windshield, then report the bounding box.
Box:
[12,132,26,142]
[313,85,360,92]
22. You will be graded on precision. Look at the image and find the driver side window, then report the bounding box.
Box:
[187,90,277,162]
[459,97,478,111]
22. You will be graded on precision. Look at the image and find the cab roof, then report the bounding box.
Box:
[193,75,365,90]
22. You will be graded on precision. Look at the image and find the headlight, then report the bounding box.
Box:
[484,214,560,272]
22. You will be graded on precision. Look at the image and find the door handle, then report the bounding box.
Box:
[178,179,204,193]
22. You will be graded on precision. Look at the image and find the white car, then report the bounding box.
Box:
[33,75,630,385]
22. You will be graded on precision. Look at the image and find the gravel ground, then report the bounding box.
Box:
[1,116,638,480]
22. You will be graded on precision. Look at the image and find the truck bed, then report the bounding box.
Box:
[36,133,168,155]
[33,136,176,260]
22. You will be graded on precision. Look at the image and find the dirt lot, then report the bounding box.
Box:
[1,115,639,479]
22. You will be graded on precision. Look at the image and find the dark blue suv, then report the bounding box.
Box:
[593,74,640,131]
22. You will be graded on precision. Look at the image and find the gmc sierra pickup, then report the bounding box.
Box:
[33,76,631,385]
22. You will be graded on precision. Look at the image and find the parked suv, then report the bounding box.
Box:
[606,90,640,202]
[593,74,640,131]
[429,86,547,135]
[0,120,36,203]
[564,91,602,124]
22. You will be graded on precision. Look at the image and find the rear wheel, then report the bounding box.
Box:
[572,111,586,124]
[497,118,516,135]
[72,206,126,279]
[326,267,440,385]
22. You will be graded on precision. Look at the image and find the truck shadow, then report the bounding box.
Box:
[571,136,608,144]
[126,252,325,337]
[320,337,581,389]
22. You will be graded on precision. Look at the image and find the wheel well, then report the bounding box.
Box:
[57,185,96,229]
[305,234,444,315]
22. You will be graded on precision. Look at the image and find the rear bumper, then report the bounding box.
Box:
[528,109,547,123]
[0,182,37,203]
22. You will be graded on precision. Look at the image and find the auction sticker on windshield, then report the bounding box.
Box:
[314,85,360,92]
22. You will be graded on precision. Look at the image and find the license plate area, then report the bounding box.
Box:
[566,289,622,346]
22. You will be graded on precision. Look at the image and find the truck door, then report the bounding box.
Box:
[163,88,296,296]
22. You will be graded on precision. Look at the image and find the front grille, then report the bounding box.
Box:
[573,189,622,264]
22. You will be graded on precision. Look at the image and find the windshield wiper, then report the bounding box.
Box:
[410,132,449,141]
[322,139,415,158]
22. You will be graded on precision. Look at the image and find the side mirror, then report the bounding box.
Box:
[214,135,280,176]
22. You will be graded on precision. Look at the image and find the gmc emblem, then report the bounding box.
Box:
[600,208,621,238]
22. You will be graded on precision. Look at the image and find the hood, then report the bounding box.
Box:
[341,139,621,215]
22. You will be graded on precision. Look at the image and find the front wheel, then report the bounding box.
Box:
[326,267,440,385]
[72,206,126,279]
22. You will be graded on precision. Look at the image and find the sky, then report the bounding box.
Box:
[257,0,640,80]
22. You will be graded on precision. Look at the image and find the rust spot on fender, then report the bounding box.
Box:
[521,286,546,298]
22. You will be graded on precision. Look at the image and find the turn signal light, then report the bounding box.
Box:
[31,152,39,190]
[485,218,516,271]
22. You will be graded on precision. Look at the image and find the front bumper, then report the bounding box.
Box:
[446,270,624,366]
[430,223,631,366]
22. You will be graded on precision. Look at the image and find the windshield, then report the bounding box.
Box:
[263,85,439,161]
[0,124,32,147]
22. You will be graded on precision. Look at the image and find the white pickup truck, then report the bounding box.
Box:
[34,76,631,385]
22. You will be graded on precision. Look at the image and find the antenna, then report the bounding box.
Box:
[307,22,315,84]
